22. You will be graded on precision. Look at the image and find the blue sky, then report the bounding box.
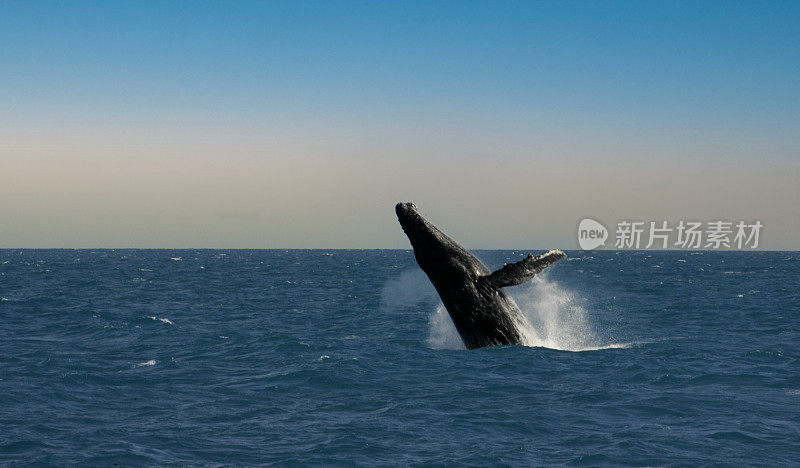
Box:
[1,1,798,248]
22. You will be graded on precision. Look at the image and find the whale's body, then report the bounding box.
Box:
[395,202,565,349]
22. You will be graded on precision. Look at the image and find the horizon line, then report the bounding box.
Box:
[0,247,795,253]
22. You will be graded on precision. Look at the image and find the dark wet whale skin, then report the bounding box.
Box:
[395,202,564,349]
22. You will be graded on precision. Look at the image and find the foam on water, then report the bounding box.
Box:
[509,275,626,352]
[427,305,466,350]
[383,268,629,352]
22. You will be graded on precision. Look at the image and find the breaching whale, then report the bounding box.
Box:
[395,202,565,349]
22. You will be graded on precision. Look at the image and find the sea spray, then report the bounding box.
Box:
[379,269,465,349]
[427,305,465,350]
[424,274,607,351]
[379,268,437,313]
[509,275,601,351]
[383,268,627,351]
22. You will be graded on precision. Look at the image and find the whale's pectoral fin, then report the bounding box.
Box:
[483,249,566,288]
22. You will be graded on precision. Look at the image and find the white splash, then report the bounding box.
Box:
[136,359,157,367]
[506,276,599,351]
[427,304,466,350]
[379,268,438,312]
[381,269,463,349]
[149,316,173,325]
[384,268,633,352]
[426,274,633,352]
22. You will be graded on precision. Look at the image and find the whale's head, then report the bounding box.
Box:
[395,203,442,257]
[395,202,485,278]
[395,202,426,235]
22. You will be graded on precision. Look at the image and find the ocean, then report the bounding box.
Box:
[1,249,798,465]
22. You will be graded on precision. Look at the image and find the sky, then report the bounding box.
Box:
[1,1,798,249]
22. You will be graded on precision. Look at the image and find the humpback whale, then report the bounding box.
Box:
[395,202,565,349]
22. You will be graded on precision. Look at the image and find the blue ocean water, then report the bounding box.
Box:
[1,249,798,466]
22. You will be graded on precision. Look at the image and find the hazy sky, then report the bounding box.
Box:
[2,1,798,248]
